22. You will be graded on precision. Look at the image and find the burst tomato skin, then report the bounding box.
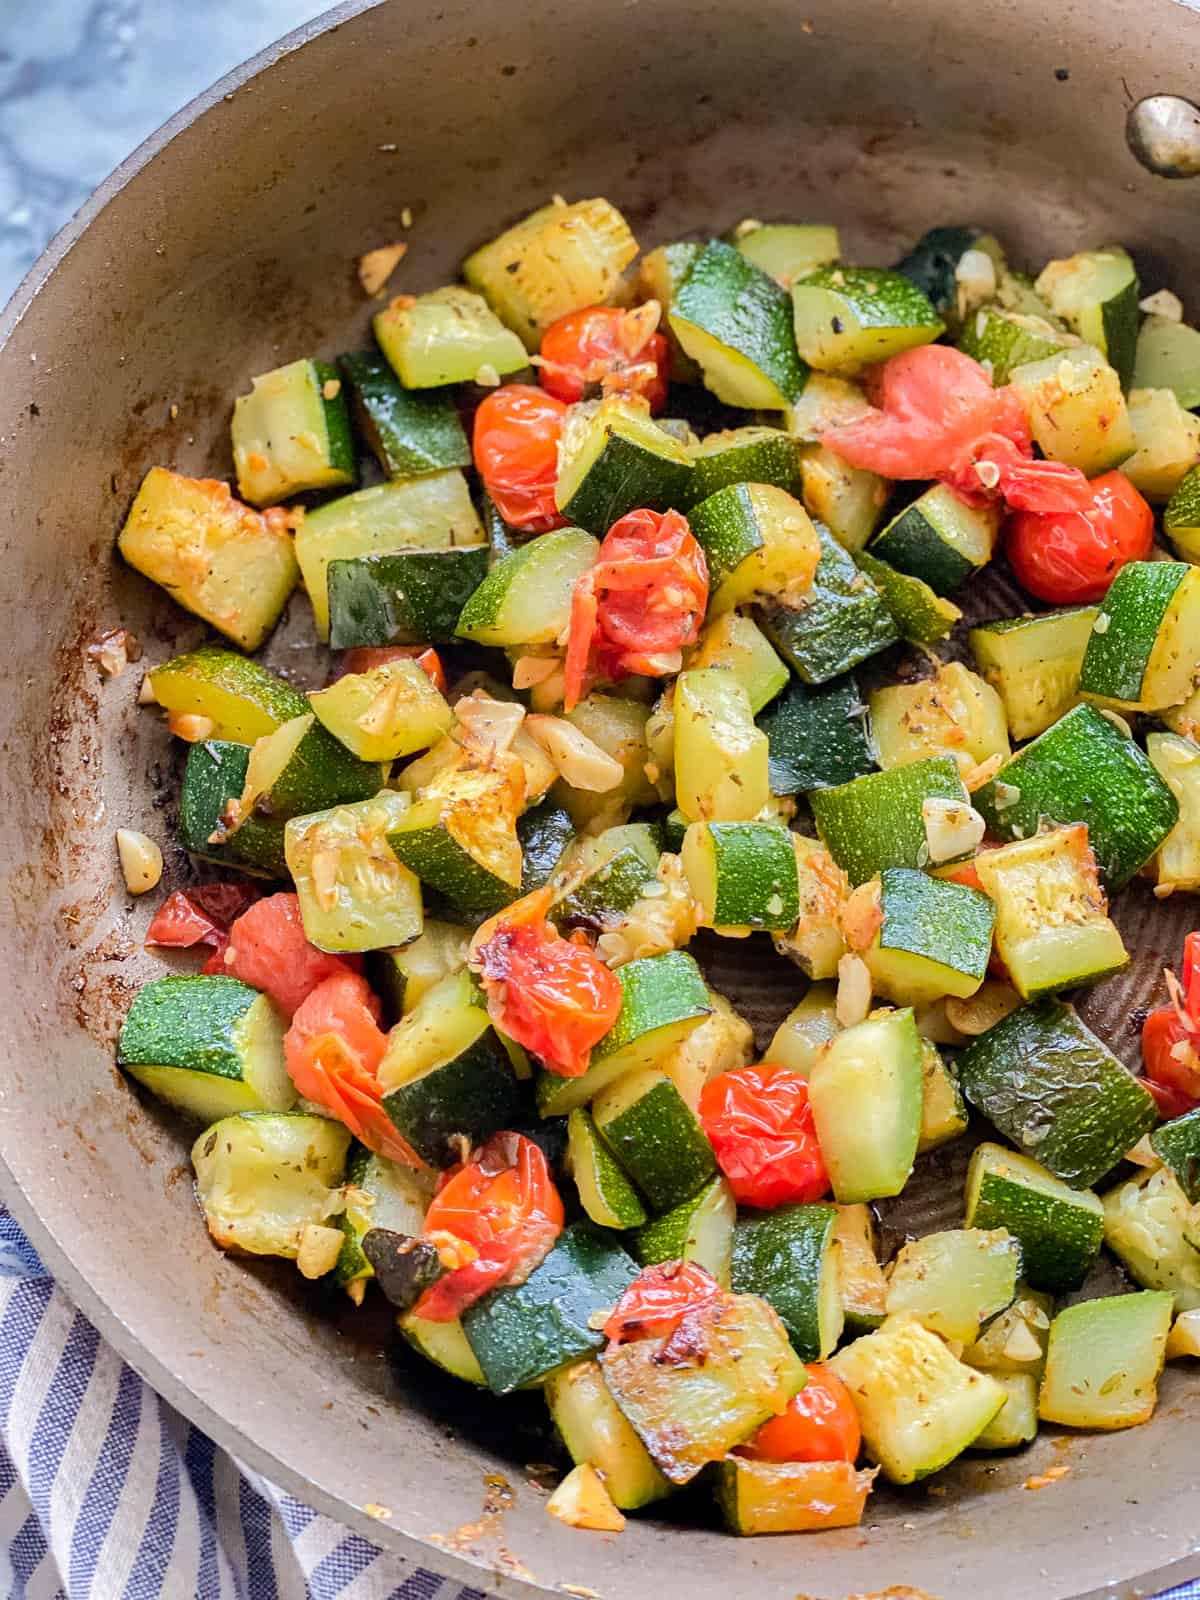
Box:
[538,305,669,412]
[471,891,622,1077]
[1006,471,1154,604]
[145,890,224,950]
[221,893,362,1017]
[563,507,709,709]
[472,384,568,532]
[739,1365,861,1464]
[1141,932,1200,1117]
[698,1064,830,1209]
[603,1260,724,1346]
[414,1133,564,1321]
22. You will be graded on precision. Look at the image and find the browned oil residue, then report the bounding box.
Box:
[794,1590,944,1600]
[428,1473,534,1581]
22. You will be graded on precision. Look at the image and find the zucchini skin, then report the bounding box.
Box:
[730,1203,840,1360]
[338,349,470,479]
[517,799,576,895]
[759,675,875,795]
[965,1143,1104,1292]
[810,756,968,885]
[670,239,810,407]
[118,974,269,1082]
[178,740,287,877]
[958,998,1157,1189]
[1151,1107,1200,1203]
[757,524,898,685]
[381,1030,527,1167]
[327,547,489,647]
[973,704,1178,889]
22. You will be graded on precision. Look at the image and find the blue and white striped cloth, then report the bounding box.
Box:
[2,1203,1196,1600]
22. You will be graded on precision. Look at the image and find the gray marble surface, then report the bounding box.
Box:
[0,0,330,305]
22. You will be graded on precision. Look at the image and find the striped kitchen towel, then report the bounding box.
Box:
[1,1204,1196,1600]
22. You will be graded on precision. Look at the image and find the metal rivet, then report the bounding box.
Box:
[1127,94,1200,179]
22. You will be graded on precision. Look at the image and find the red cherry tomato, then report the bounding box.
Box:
[821,345,1091,514]
[1140,932,1200,1116]
[471,890,623,1077]
[563,507,709,709]
[146,884,262,973]
[472,384,568,532]
[739,1365,861,1464]
[698,1064,830,1209]
[1006,471,1154,604]
[603,1261,725,1346]
[537,305,669,412]
[221,892,362,1017]
[415,1133,565,1321]
[284,970,417,1165]
[337,645,446,696]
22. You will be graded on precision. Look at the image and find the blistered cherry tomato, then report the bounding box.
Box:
[538,304,669,412]
[1006,471,1154,604]
[739,1365,861,1463]
[472,384,568,532]
[698,1064,829,1209]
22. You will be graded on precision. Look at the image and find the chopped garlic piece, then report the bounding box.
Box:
[454,691,525,758]
[525,714,624,791]
[511,654,561,690]
[1139,288,1184,321]
[116,829,163,895]
[836,952,872,1028]
[167,711,215,742]
[945,980,1022,1037]
[955,248,998,319]
[296,1223,346,1280]
[921,796,986,864]
[545,1464,625,1533]
[357,241,408,296]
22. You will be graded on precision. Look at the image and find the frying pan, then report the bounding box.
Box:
[2,1,1199,1595]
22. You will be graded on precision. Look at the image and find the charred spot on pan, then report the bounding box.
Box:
[1055,67,1070,81]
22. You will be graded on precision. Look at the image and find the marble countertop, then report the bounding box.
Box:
[0,0,330,304]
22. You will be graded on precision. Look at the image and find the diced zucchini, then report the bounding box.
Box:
[555,693,658,834]
[119,975,293,1123]
[760,676,876,796]
[463,1222,638,1393]
[957,997,1158,1188]
[309,658,451,762]
[784,371,873,442]
[1120,387,1200,502]
[378,970,527,1166]
[1102,1166,1200,1312]
[554,397,693,532]
[535,950,711,1116]
[285,792,422,953]
[1151,1106,1200,1203]
[463,197,638,350]
[970,1372,1039,1450]
[969,608,1096,743]
[688,483,821,613]
[798,445,890,554]
[600,1293,804,1484]
[682,821,800,933]
[828,1313,1005,1482]
[400,1312,486,1385]
[670,239,809,408]
[958,305,1078,385]
[767,985,839,1077]
[386,759,524,914]
[973,703,1179,889]
[918,1040,969,1153]
[673,669,770,823]
[373,286,527,387]
[227,712,381,829]
[1038,1291,1173,1430]
[791,266,943,375]
[1080,560,1200,713]
[177,740,287,878]
[808,1008,923,1202]
[551,824,661,934]
[687,426,802,504]
[517,797,576,894]
[886,1228,1020,1344]
[686,611,789,715]
[975,825,1128,999]
[731,1203,844,1360]
[757,523,898,686]
[855,551,962,646]
[734,221,840,286]
[336,1149,434,1297]
[869,484,998,597]
[118,468,298,651]
[1008,345,1134,474]
[327,546,490,648]
[593,1068,717,1211]
[544,1360,672,1511]
[295,471,484,639]
[338,349,470,480]
[1133,313,1200,409]
[1167,1308,1200,1360]
[965,1142,1104,1292]
[963,1285,1054,1377]
[772,834,850,981]
[1035,247,1139,387]
[148,647,307,744]
[629,1175,737,1286]
[810,756,969,886]
[455,526,598,647]
[658,990,753,1115]
[870,662,1010,780]
[893,225,1005,329]
[863,868,994,1006]
[231,357,355,505]
[566,1108,647,1229]
[714,1457,874,1536]
[191,1111,350,1257]
[1164,463,1200,563]
[369,920,470,1021]
[834,1203,888,1331]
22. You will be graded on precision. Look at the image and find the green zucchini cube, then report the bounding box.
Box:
[810,756,968,885]
[191,1111,350,1257]
[687,483,820,614]
[231,357,356,506]
[1035,246,1139,389]
[757,523,898,686]
[759,675,876,796]
[327,546,490,648]
[807,1008,924,1203]
[863,867,995,1007]
[373,286,527,388]
[553,397,693,533]
[1079,559,1200,713]
[884,1227,1021,1345]
[177,740,287,878]
[681,820,800,933]
[965,1142,1104,1293]
[629,1174,736,1284]
[149,645,307,745]
[730,1203,843,1360]
[1038,1292,1173,1431]
[592,1068,717,1212]
[791,266,943,375]
[714,1456,872,1535]
[338,349,470,480]
[968,606,1097,743]
[285,792,423,954]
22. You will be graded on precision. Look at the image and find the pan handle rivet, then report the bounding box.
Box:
[1127,94,1200,178]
